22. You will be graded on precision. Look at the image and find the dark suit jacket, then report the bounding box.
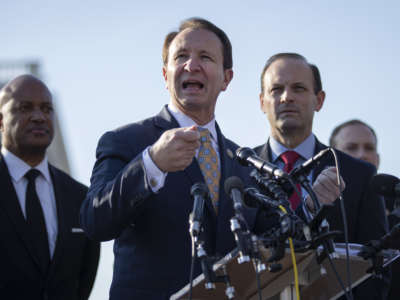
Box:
[0,156,100,300]
[80,106,270,300]
[254,139,389,300]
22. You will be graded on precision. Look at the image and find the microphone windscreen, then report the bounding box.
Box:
[191,182,208,197]
[224,176,244,195]
[370,174,400,197]
[235,147,256,166]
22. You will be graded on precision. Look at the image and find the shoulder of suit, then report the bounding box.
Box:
[333,148,377,174]
[49,164,88,192]
[98,116,161,148]
[109,116,157,137]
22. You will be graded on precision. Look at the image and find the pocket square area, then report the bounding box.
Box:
[71,228,84,233]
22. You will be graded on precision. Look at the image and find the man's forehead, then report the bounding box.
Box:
[3,87,52,110]
[264,58,313,85]
[341,124,377,142]
[169,28,222,54]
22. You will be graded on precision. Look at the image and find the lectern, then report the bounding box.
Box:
[170,243,399,300]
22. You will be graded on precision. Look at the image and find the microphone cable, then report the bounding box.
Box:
[253,259,263,300]
[188,236,196,300]
[329,147,353,300]
[279,205,300,300]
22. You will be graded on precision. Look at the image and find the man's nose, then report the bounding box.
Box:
[281,88,294,103]
[184,57,201,72]
[30,108,46,121]
[355,148,366,160]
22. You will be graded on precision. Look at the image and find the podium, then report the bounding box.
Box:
[170,243,399,300]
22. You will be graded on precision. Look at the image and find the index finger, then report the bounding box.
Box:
[175,127,200,142]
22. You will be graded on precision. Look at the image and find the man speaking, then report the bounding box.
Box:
[81,18,271,300]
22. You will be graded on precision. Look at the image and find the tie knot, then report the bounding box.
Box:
[25,169,41,182]
[198,127,211,144]
[280,151,300,165]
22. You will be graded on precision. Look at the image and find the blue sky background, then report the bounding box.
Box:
[2,1,399,298]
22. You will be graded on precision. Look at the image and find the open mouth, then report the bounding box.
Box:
[182,80,204,90]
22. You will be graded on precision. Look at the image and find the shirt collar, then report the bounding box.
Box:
[1,147,51,183]
[269,134,316,163]
[167,102,218,143]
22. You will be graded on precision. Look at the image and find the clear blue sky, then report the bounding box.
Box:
[2,1,399,298]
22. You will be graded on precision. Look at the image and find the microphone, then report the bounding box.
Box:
[359,223,400,261]
[236,147,287,179]
[225,176,252,264]
[189,182,208,237]
[380,223,400,249]
[370,174,400,197]
[243,187,281,210]
[224,176,245,211]
[290,148,331,179]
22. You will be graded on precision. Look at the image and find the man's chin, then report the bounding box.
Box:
[279,120,303,133]
[22,140,52,153]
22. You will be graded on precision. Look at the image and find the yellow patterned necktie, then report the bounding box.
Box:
[197,128,220,212]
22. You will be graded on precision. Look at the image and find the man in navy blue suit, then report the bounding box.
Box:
[254,53,389,299]
[80,18,271,300]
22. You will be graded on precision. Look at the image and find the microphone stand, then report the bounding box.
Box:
[249,170,307,272]
[190,218,235,299]
[229,192,266,300]
[195,241,235,299]
[291,170,340,263]
[358,223,400,275]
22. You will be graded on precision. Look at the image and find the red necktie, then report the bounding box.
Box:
[280,151,301,209]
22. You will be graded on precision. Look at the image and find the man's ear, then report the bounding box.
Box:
[376,152,380,169]
[221,69,233,91]
[259,93,266,113]
[315,90,326,112]
[162,67,168,90]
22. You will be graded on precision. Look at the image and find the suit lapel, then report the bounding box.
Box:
[215,123,235,219]
[46,166,68,278]
[0,156,44,272]
[256,141,272,162]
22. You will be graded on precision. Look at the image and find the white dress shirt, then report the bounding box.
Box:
[142,102,220,192]
[1,147,58,257]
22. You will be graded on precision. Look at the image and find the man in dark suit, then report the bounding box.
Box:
[330,119,400,300]
[80,18,271,300]
[0,75,100,300]
[254,53,389,299]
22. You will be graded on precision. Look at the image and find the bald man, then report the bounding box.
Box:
[330,119,380,169]
[330,119,400,300]
[0,75,99,300]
